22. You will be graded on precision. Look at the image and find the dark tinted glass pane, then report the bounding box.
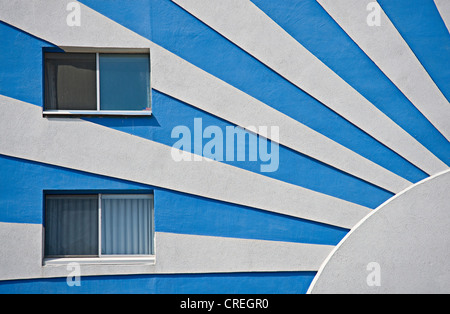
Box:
[45,195,98,257]
[44,53,97,111]
[99,54,150,111]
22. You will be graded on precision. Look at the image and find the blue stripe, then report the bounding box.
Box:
[0,272,316,294]
[250,0,450,169]
[0,21,53,106]
[378,0,450,102]
[0,155,348,246]
[79,0,430,182]
[155,190,348,246]
[88,91,394,209]
[0,155,151,224]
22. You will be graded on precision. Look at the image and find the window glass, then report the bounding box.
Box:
[45,195,98,257]
[99,54,150,111]
[44,193,153,257]
[101,195,153,255]
[44,53,97,111]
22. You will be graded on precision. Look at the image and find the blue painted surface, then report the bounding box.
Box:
[155,189,348,246]
[1,0,449,294]
[80,0,430,184]
[250,0,450,167]
[0,16,393,209]
[0,272,316,294]
[378,0,450,103]
[89,91,394,209]
[0,155,347,245]
[0,22,53,106]
[0,155,151,225]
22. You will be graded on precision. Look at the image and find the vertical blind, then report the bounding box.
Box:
[45,195,98,256]
[101,195,153,255]
[45,194,153,257]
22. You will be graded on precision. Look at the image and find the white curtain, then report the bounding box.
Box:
[101,195,153,255]
[45,195,98,256]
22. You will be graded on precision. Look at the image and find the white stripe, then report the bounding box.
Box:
[151,44,412,194]
[0,95,371,229]
[0,0,412,192]
[171,0,448,175]
[435,0,450,33]
[317,0,450,142]
[0,0,149,49]
[0,222,334,281]
[154,232,335,273]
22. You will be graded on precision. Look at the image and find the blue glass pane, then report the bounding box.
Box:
[99,54,150,111]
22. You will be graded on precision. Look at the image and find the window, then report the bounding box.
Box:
[44,52,151,115]
[44,194,154,258]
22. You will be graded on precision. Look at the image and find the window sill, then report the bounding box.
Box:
[43,256,156,266]
[43,110,152,117]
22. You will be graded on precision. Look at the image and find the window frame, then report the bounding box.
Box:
[43,49,152,117]
[43,192,155,261]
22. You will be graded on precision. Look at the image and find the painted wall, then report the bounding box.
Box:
[0,0,449,293]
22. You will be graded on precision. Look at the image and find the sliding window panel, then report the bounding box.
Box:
[44,53,97,111]
[44,195,99,257]
[101,195,154,255]
[99,54,150,111]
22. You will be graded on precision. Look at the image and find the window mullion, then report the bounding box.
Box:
[96,53,100,111]
[98,193,102,257]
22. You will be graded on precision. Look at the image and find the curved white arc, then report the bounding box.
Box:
[317,0,450,142]
[307,168,450,294]
[435,0,450,33]
[170,0,448,176]
[151,44,412,194]
[0,95,371,229]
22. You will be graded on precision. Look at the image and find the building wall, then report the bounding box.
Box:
[0,0,449,293]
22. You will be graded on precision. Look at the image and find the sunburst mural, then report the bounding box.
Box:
[0,0,449,294]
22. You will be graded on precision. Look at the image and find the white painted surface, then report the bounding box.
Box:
[0,0,413,193]
[0,0,149,49]
[0,222,334,280]
[154,232,334,273]
[435,0,450,33]
[317,0,450,142]
[309,170,450,294]
[151,45,412,194]
[0,223,43,281]
[171,0,448,175]
[0,95,371,229]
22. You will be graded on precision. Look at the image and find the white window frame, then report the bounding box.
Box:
[43,49,152,117]
[43,193,155,266]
